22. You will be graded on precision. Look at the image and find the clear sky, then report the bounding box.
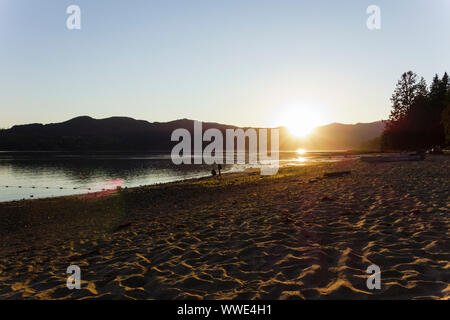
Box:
[1,0,449,129]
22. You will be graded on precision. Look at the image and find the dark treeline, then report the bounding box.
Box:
[382,71,450,151]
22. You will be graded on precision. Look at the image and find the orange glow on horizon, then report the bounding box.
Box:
[273,101,324,138]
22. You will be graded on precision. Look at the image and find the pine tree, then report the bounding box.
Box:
[387,71,420,125]
[416,77,428,98]
[383,71,448,150]
[429,74,441,104]
[428,73,448,147]
[440,72,449,95]
[442,81,450,145]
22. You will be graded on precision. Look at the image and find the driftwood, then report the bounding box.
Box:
[323,171,351,178]
[361,153,425,163]
[114,222,132,232]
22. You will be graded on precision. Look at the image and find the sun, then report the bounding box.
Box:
[276,105,322,138]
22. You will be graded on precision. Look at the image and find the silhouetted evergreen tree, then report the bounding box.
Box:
[428,72,448,147]
[382,71,449,150]
[382,72,426,149]
[429,74,441,103]
[386,71,420,124]
[443,87,450,145]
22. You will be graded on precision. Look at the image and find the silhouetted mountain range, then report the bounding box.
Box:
[0,116,384,151]
[301,121,385,150]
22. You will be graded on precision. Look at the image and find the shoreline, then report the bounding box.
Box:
[0,155,339,203]
[0,165,267,205]
[0,156,448,299]
[0,150,406,204]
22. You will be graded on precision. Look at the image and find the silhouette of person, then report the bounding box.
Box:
[218,164,222,176]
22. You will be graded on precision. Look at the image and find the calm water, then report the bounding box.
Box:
[0,151,350,202]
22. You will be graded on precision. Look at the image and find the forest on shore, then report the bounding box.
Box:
[381,71,450,151]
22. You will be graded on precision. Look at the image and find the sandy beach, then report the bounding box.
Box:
[0,156,448,300]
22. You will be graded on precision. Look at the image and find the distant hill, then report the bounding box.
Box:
[0,116,238,151]
[303,121,385,150]
[0,116,384,151]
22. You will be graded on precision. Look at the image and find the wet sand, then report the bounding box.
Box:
[0,156,448,299]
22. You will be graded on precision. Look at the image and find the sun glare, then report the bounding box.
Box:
[275,104,322,138]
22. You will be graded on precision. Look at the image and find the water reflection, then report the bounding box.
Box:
[0,151,350,202]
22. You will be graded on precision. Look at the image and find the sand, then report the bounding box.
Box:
[0,156,448,300]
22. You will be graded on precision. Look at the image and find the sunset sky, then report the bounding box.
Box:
[1,0,449,129]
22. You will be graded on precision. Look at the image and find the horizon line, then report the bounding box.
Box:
[1,115,386,131]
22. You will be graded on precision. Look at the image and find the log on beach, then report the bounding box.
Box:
[323,170,351,178]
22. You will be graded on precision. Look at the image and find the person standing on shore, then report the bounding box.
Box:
[218,164,222,176]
